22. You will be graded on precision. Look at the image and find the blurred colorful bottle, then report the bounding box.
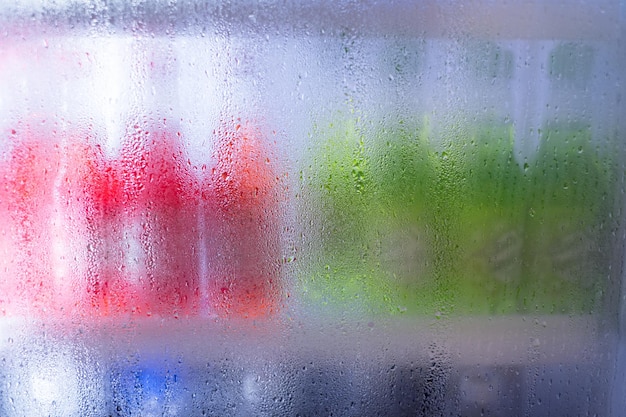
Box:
[435,122,528,314]
[0,121,103,317]
[0,126,59,317]
[370,118,436,315]
[521,124,613,313]
[203,119,281,319]
[52,134,108,317]
[83,41,201,318]
[300,116,435,316]
[299,117,373,315]
[85,122,201,318]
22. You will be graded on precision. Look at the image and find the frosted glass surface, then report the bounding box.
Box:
[0,1,625,415]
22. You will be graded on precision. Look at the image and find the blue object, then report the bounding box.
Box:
[111,357,192,417]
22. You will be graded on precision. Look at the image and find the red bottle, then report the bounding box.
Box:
[83,40,202,318]
[0,122,102,317]
[204,120,282,319]
[87,124,200,318]
[0,129,56,316]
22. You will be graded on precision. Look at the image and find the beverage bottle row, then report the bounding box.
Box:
[0,115,281,320]
[0,111,616,320]
[298,114,615,317]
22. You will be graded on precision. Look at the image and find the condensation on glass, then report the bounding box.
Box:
[0,1,625,416]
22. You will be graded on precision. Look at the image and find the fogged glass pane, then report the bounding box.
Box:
[0,1,624,416]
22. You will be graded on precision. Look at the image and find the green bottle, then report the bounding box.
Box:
[299,116,435,317]
[432,121,528,315]
[369,118,437,315]
[521,125,613,314]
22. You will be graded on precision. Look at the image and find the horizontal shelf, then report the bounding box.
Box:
[0,0,621,40]
[0,314,607,367]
